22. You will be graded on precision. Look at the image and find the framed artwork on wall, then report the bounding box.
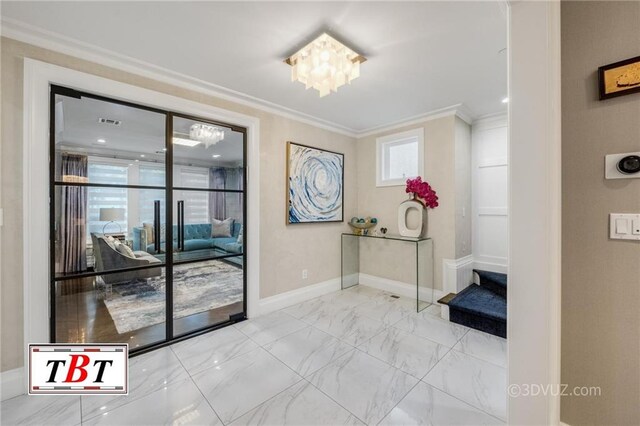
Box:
[286,142,344,224]
[598,55,640,100]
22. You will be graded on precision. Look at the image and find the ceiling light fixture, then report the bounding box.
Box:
[173,137,201,147]
[96,138,106,144]
[190,123,224,148]
[502,97,509,103]
[285,32,366,97]
[212,154,221,158]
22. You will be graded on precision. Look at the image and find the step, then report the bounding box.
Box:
[437,293,456,305]
[474,269,507,298]
[448,284,506,338]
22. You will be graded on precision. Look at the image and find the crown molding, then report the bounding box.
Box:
[472,111,508,130]
[1,18,359,137]
[1,17,482,139]
[355,103,474,138]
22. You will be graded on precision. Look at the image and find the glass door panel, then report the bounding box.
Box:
[171,260,244,337]
[172,191,244,263]
[172,116,244,180]
[171,116,246,335]
[51,89,167,349]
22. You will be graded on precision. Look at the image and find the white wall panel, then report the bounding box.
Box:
[472,115,508,271]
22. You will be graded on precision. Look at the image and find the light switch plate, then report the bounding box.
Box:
[610,214,640,240]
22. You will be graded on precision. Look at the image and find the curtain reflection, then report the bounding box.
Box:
[58,153,88,273]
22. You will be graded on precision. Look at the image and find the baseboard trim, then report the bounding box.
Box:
[257,278,341,316]
[359,273,444,303]
[473,259,508,274]
[257,274,446,316]
[1,367,25,401]
[443,255,475,294]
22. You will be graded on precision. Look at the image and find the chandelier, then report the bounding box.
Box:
[189,123,224,148]
[285,33,366,97]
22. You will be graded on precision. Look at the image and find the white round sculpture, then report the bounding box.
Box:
[398,197,426,238]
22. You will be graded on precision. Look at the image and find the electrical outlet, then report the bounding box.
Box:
[302,269,308,279]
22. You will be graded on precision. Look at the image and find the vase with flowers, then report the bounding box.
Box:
[398,177,439,237]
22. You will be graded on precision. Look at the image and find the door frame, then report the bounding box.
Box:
[507,1,562,424]
[48,84,249,349]
[23,58,261,370]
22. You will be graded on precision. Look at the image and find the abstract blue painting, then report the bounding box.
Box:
[287,142,344,223]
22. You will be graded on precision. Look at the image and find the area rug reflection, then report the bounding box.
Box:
[287,142,344,223]
[103,260,242,334]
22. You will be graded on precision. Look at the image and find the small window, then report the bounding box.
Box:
[376,128,424,187]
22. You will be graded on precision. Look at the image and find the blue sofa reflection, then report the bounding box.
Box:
[132,223,243,256]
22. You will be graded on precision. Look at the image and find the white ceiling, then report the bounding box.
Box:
[3,1,507,132]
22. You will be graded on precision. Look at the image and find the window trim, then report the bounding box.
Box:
[375,127,424,187]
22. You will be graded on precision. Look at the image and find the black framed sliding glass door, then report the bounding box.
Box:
[170,115,246,337]
[50,85,247,353]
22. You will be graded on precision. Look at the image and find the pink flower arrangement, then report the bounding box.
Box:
[406,177,439,209]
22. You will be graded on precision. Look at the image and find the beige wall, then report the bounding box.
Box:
[0,37,357,372]
[356,115,468,290]
[561,2,640,425]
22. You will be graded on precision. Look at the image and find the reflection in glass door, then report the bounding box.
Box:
[171,116,246,337]
[50,86,246,353]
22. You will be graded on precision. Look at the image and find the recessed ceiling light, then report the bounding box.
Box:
[162,148,168,151]
[96,138,106,144]
[140,154,145,158]
[212,154,221,158]
[502,97,509,103]
[135,159,139,162]
[285,32,366,97]
[173,137,201,147]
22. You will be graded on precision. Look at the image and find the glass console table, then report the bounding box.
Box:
[341,233,434,312]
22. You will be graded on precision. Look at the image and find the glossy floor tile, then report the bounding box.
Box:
[235,310,308,346]
[309,350,418,425]
[171,325,259,375]
[283,297,331,320]
[453,329,507,367]
[229,380,362,426]
[83,379,221,426]
[309,307,388,346]
[352,296,416,326]
[358,327,449,378]
[81,347,190,419]
[379,381,504,425]
[192,347,302,424]
[394,311,469,347]
[424,349,507,420]
[0,394,81,426]
[1,286,506,426]
[317,285,390,307]
[264,326,354,377]
[423,303,443,317]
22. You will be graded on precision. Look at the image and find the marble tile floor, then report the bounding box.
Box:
[1,285,507,426]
